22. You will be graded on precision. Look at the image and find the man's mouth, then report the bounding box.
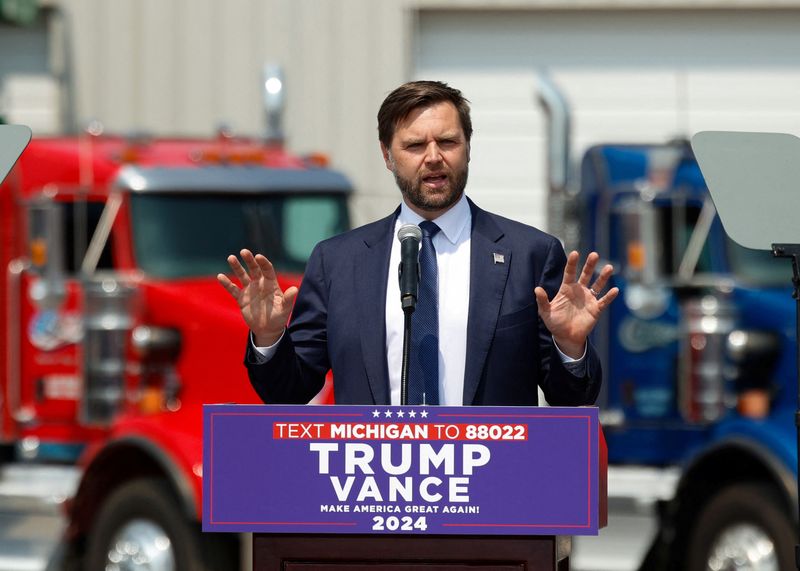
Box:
[422,173,448,189]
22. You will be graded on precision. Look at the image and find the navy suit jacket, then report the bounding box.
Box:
[246,199,601,406]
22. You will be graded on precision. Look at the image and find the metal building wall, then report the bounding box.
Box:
[56,0,800,226]
[60,0,412,225]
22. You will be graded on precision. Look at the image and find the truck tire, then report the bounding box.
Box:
[85,477,237,571]
[686,482,794,571]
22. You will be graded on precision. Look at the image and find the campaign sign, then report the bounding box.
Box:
[202,404,599,536]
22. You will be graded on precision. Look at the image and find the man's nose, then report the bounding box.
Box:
[424,142,442,163]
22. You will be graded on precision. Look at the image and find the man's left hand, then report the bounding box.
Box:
[534,251,619,359]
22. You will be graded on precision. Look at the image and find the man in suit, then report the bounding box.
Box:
[218,80,617,406]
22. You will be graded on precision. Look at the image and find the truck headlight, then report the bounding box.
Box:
[131,325,182,414]
[726,329,780,418]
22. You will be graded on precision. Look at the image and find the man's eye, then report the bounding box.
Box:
[407,143,423,150]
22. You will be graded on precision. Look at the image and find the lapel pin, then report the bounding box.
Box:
[493,253,505,264]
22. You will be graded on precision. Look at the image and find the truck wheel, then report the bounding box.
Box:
[687,483,794,571]
[85,477,236,571]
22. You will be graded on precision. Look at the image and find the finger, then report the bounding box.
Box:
[283,285,299,308]
[227,254,250,285]
[534,286,551,312]
[597,287,620,310]
[240,249,262,281]
[255,254,278,283]
[578,252,600,287]
[589,263,614,294]
[216,273,241,299]
[562,251,580,284]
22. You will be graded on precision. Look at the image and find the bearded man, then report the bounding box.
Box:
[219,80,617,407]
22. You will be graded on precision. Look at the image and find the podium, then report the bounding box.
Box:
[253,533,572,570]
[203,405,607,571]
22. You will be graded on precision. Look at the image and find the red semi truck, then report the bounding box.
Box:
[0,123,351,569]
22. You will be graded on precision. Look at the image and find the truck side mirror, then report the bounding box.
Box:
[27,194,67,308]
[613,196,670,319]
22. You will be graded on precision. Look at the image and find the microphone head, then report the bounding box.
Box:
[397,224,422,243]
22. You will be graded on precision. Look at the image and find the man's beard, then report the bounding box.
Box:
[392,165,469,214]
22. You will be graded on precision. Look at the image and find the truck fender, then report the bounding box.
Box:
[678,435,797,519]
[654,434,798,569]
[68,435,197,539]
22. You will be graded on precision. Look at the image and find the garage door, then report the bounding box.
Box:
[416,9,800,231]
[0,15,58,133]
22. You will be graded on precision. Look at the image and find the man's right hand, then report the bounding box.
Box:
[217,249,298,347]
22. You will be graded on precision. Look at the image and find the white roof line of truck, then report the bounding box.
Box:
[114,165,353,194]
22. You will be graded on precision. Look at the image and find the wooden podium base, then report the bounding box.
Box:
[253,533,570,570]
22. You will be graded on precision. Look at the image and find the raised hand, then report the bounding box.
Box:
[534,251,619,359]
[217,249,298,347]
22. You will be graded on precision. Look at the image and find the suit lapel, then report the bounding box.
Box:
[463,202,510,405]
[355,210,398,405]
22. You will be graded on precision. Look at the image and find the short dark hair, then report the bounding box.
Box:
[377,80,473,148]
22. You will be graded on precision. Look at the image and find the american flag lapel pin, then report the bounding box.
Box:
[493,253,505,264]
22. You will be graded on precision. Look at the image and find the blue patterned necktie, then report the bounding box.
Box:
[409,220,440,405]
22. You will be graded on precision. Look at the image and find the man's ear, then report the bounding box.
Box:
[466,142,471,163]
[380,143,393,171]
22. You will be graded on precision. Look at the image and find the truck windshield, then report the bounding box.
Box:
[130,192,348,278]
[726,238,792,287]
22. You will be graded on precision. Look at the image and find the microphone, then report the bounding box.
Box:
[397,224,422,312]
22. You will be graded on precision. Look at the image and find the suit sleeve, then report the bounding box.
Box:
[244,242,331,404]
[536,237,603,406]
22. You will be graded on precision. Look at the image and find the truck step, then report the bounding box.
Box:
[0,463,80,515]
[0,463,79,571]
[0,512,64,571]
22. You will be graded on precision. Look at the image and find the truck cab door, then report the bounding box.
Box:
[13,196,113,456]
[604,194,727,462]
[606,196,682,426]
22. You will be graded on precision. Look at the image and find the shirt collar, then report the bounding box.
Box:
[397,193,471,245]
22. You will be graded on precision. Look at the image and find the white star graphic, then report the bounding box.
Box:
[372,409,381,418]
[396,410,405,418]
[408,410,417,418]
[420,410,429,418]
[384,410,393,418]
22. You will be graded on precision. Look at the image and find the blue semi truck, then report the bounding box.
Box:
[540,82,798,571]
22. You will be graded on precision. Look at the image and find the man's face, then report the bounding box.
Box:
[381,101,470,219]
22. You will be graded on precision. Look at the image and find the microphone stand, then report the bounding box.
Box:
[400,306,413,405]
[772,243,800,569]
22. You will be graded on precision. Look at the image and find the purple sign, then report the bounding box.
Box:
[202,405,600,536]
